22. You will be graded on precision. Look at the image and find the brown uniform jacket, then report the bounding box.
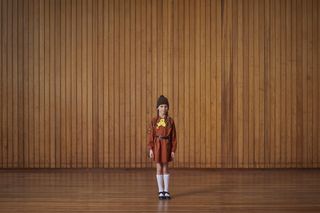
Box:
[147,116,177,163]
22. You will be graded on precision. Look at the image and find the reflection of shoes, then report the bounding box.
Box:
[163,191,171,200]
[158,192,165,200]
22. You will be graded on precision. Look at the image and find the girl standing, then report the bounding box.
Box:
[147,95,177,200]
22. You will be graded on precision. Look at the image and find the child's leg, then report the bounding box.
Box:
[162,163,170,196]
[156,163,163,175]
[156,163,164,193]
[162,163,168,174]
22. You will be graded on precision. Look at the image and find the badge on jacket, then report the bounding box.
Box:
[156,119,166,128]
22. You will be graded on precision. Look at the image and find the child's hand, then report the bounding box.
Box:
[149,150,154,158]
[171,152,175,160]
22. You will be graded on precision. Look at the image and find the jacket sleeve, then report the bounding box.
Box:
[147,119,155,150]
[171,119,177,153]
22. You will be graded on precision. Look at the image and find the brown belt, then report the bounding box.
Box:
[155,135,170,140]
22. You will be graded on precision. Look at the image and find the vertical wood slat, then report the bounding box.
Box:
[258,0,264,168]
[65,0,71,168]
[313,0,319,168]
[60,0,66,168]
[81,0,88,168]
[237,0,243,168]
[215,0,221,168]
[146,0,152,168]
[270,0,275,168]
[23,0,29,168]
[118,0,124,168]
[39,0,44,168]
[318,0,320,169]
[1,0,7,166]
[248,0,254,168]
[12,0,18,168]
[76,0,82,168]
[103,0,109,168]
[205,0,211,168]
[296,0,303,167]
[92,0,98,168]
[135,0,141,168]
[130,0,135,168]
[199,0,205,168]
[70,0,77,168]
[56,0,62,168]
[12,1,17,164]
[189,0,195,168]
[87,0,93,168]
[242,0,248,168]
[141,0,147,168]
[113,0,119,168]
[0,0,319,168]
[0,0,3,168]
[6,0,12,168]
[280,0,286,168]
[109,0,114,168]
[44,0,49,168]
[48,0,57,168]
[34,0,40,168]
[17,0,24,168]
[275,0,281,168]
[255,0,261,168]
[211,0,217,168]
[306,0,313,167]
[285,0,291,168]
[2,0,7,168]
[124,0,130,168]
[264,0,271,168]
[97,0,104,168]
[194,0,200,168]
[231,0,237,168]
[302,0,308,168]
[291,0,297,168]
[184,0,190,168]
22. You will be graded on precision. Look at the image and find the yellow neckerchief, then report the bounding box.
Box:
[156,117,167,128]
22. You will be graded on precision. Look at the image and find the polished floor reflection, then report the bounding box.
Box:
[0,169,320,212]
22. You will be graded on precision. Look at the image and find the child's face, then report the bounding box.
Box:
[158,104,168,115]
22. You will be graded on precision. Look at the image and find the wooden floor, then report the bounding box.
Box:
[0,169,320,212]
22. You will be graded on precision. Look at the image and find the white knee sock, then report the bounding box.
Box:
[156,175,164,192]
[163,174,170,192]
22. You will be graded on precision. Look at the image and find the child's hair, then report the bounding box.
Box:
[156,95,169,119]
[156,95,169,109]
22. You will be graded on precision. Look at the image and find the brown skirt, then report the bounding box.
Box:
[152,139,173,163]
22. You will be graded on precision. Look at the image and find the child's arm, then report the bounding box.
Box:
[171,120,177,153]
[147,119,155,153]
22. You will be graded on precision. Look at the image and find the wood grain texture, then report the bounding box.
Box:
[0,0,319,168]
[0,169,320,212]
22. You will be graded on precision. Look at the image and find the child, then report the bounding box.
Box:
[147,95,177,200]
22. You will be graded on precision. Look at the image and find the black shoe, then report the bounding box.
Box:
[158,192,165,200]
[163,191,171,200]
